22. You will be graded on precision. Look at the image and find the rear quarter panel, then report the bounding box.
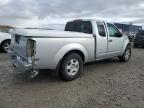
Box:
[33,37,95,69]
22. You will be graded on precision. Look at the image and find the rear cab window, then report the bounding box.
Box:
[65,21,93,34]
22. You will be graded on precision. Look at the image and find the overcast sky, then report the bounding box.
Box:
[0,0,144,28]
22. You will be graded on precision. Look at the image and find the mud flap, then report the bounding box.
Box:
[29,70,39,79]
[29,58,40,79]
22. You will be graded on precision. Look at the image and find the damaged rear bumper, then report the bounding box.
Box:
[8,50,39,78]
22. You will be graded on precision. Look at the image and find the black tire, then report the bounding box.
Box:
[118,45,131,62]
[60,53,83,81]
[1,40,11,52]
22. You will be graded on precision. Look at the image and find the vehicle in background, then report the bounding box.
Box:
[9,19,131,81]
[127,34,135,42]
[134,30,144,48]
[0,31,11,52]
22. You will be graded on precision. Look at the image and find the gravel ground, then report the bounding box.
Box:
[0,48,144,108]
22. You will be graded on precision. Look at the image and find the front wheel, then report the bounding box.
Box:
[118,46,131,62]
[60,53,83,81]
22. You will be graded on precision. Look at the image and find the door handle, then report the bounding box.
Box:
[109,39,113,42]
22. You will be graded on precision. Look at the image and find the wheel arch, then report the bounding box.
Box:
[0,39,11,49]
[53,43,88,69]
[122,39,131,54]
[62,50,85,63]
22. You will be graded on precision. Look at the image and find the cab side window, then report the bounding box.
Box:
[97,22,106,37]
[107,23,122,37]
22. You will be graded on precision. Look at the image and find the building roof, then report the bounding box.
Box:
[0,25,15,33]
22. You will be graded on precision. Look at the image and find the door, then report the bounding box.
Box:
[96,21,108,59]
[106,23,124,57]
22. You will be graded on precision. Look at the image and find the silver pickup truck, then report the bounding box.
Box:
[9,19,131,81]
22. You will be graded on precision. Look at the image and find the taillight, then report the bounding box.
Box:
[27,39,35,57]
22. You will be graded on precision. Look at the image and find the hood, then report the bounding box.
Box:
[10,28,92,38]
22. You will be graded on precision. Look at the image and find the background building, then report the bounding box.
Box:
[114,23,142,34]
[0,25,14,33]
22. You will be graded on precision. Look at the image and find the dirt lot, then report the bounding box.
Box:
[0,48,144,108]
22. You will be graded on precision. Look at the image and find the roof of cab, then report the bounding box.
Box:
[69,19,104,22]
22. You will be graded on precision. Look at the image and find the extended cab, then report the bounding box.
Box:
[9,19,131,81]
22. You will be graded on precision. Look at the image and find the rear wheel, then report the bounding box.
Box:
[1,40,11,52]
[60,53,83,81]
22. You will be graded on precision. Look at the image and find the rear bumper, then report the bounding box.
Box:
[8,51,36,73]
[13,57,33,73]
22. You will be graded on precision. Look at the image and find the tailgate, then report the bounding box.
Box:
[11,34,28,59]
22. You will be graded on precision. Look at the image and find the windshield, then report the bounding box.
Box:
[65,21,92,34]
